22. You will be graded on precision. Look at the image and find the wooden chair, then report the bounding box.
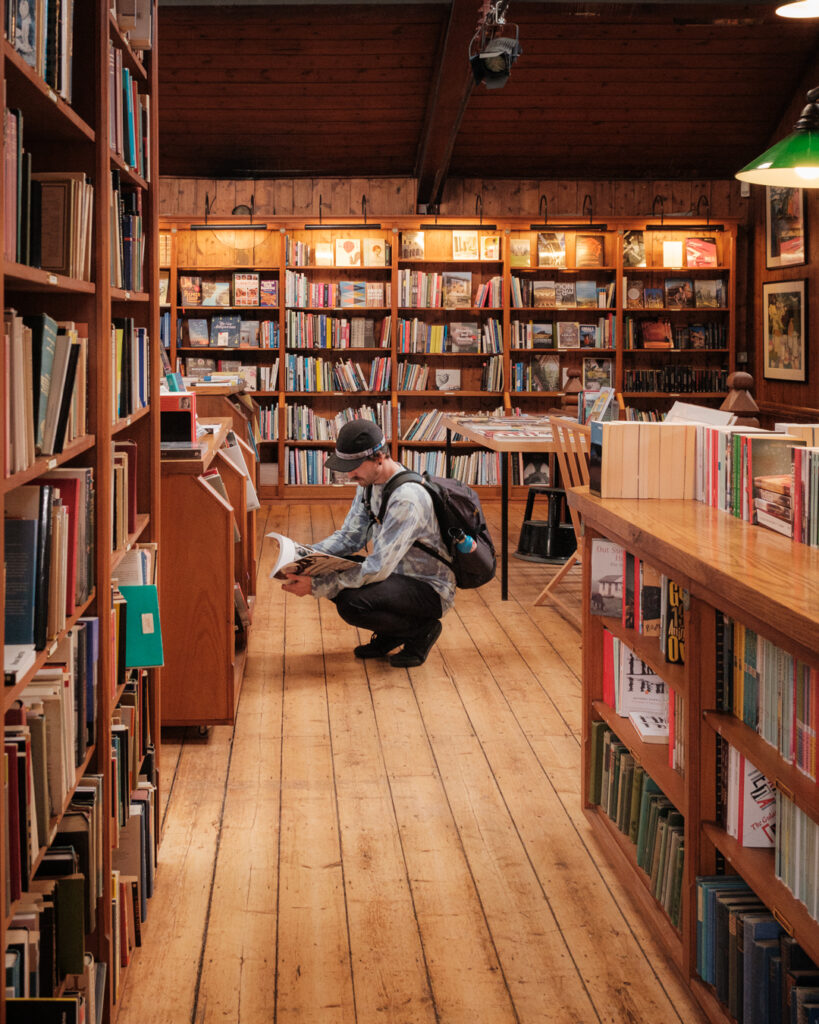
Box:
[533,416,591,627]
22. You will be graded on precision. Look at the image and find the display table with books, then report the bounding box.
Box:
[567,484,819,1023]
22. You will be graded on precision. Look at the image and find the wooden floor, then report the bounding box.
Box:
[116,500,707,1024]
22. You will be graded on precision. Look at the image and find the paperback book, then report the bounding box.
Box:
[575,233,606,267]
[452,230,479,260]
[267,532,360,579]
[537,231,566,268]
[622,230,646,268]
[200,280,231,306]
[509,238,531,268]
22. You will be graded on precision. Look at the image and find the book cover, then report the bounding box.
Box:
[200,279,231,306]
[339,280,367,308]
[210,314,241,347]
[664,578,686,664]
[625,280,644,308]
[664,278,695,309]
[644,286,664,309]
[452,230,479,260]
[184,318,210,347]
[618,644,669,718]
[629,711,669,744]
[537,231,565,268]
[449,322,479,353]
[363,238,388,267]
[533,354,560,391]
[509,238,530,268]
[662,240,684,268]
[590,537,624,616]
[259,278,278,306]
[694,278,723,309]
[335,238,361,267]
[575,279,598,309]
[435,368,461,391]
[315,242,333,266]
[556,321,580,349]
[178,275,201,305]
[583,357,613,390]
[400,231,424,259]
[532,280,556,308]
[579,324,598,348]
[726,747,776,847]
[531,322,554,348]
[118,585,164,668]
[442,271,472,309]
[639,562,662,637]
[555,281,576,307]
[686,236,718,268]
[623,230,646,268]
[480,234,500,260]
[575,233,605,267]
[232,272,259,306]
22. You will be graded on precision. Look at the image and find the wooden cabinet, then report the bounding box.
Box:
[158,216,739,501]
[2,2,161,1018]
[160,419,255,727]
[568,486,819,1023]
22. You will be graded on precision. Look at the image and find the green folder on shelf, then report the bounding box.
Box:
[119,584,164,668]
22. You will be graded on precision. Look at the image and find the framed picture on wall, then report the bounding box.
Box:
[766,186,806,268]
[762,279,807,382]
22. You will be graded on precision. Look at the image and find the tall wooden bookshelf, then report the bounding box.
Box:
[569,487,819,1024]
[2,1,160,1018]
[158,215,739,501]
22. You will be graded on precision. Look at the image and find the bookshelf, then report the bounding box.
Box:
[2,1,161,1019]
[158,216,739,500]
[569,487,819,1023]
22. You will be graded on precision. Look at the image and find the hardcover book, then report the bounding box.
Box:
[260,278,278,306]
[442,272,472,309]
[555,281,576,307]
[533,354,560,391]
[579,324,598,348]
[435,368,461,391]
[200,279,231,306]
[664,278,695,309]
[685,236,718,268]
[178,275,202,305]
[210,314,241,347]
[556,321,580,349]
[480,234,500,260]
[583,357,613,390]
[662,240,684,268]
[315,242,333,266]
[537,231,566,268]
[449,322,479,352]
[335,238,361,267]
[644,286,664,309]
[575,233,605,267]
[232,272,260,306]
[452,230,479,260]
[400,231,424,260]
[531,322,554,348]
[509,238,531,268]
[575,279,598,308]
[626,280,644,309]
[363,238,389,267]
[532,280,556,308]
[694,278,724,309]
[184,318,210,347]
[725,746,776,847]
[589,537,624,616]
[623,230,646,268]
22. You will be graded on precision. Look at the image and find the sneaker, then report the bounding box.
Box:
[389,621,443,668]
[353,633,402,659]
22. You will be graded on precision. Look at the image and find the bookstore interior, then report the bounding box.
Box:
[5,0,819,1021]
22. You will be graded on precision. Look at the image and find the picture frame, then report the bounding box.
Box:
[766,186,806,269]
[762,278,807,382]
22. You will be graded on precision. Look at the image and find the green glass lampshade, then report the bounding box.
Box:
[736,86,819,186]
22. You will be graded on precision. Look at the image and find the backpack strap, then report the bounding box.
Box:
[363,471,453,570]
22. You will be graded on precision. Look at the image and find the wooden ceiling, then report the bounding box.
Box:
[156,1,819,205]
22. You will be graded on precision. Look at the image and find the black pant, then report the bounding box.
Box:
[332,574,443,640]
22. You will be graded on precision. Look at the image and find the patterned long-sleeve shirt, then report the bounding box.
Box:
[309,469,456,612]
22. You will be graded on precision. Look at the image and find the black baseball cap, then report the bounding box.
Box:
[325,420,386,472]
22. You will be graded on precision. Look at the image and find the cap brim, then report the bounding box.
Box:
[325,451,367,473]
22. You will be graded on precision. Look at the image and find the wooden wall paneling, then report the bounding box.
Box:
[438,176,465,214]
[292,179,318,216]
[556,179,579,218]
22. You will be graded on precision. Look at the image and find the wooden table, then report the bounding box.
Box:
[440,414,557,600]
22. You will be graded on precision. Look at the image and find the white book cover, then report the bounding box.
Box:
[628,710,669,744]
[617,645,668,718]
[589,537,624,617]
[726,746,776,847]
[335,238,361,267]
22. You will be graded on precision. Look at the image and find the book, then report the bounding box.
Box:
[532,280,556,308]
[400,231,424,259]
[259,278,278,306]
[725,746,776,847]
[452,230,478,260]
[232,272,259,306]
[442,271,471,309]
[662,240,684,267]
[556,321,580,349]
[363,238,389,267]
[694,278,723,308]
[184,318,210,347]
[629,711,669,743]
[537,231,565,268]
[625,280,644,308]
[575,233,605,267]
[590,537,624,616]
[644,286,663,309]
[449,322,479,353]
[575,279,598,309]
[435,368,461,391]
[480,234,500,260]
[118,585,164,668]
[266,532,360,579]
[200,279,230,306]
[178,275,201,305]
[686,236,718,267]
[555,281,576,307]
[664,277,695,309]
[583,357,613,390]
[335,238,361,267]
[209,314,241,347]
[315,242,333,266]
[623,230,646,268]
[531,322,554,348]
[509,238,531,268]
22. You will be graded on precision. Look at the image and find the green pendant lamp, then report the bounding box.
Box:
[736,87,819,186]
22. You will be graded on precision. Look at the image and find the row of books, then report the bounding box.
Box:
[510,315,615,350]
[719,741,777,848]
[400,230,501,263]
[624,276,726,310]
[284,402,393,442]
[397,447,540,487]
[5,473,95,657]
[397,270,496,310]
[187,359,279,392]
[777,789,819,925]
[695,876,812,1022]
[3,109,94,279]
[285,311,388,349]
[623,366,727,392]
[512,231,610,269]
[396,362,429,391]
[623,317,727,351]
[625,233,720,269]
[258,407,279,441]
[717,611,817,780]
[284,447,334,485]
[110,53,151,181]
[8,0,75,100]
[510,277,615,310]
[588,724,684,927]
[112,319,150,422]
[180,315,278,349]
[285,236,392,268]
[601,629,671,723]
[111,175,145,293]
[177,273,278,308]
[793,442,819,546]
[285,272,390,309]
[4,312,88,475]
[282,354,390,393]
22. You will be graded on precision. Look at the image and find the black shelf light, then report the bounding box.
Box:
[304,194,381,230]
[530,193,607,231]
[644,193,724,232]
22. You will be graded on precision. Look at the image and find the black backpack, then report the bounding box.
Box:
[364,471,496,589]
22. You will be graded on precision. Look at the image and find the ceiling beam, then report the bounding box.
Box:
[415,0,482,210]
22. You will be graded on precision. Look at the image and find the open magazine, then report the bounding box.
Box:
[266,531,359,579]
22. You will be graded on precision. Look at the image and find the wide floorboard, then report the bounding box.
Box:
[116,500,706,1024]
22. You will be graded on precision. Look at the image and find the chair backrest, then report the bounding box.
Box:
[549,415,591,541]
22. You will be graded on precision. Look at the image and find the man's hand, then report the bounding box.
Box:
[281,573,312,597]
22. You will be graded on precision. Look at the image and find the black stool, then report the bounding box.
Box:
[514,485,576,564]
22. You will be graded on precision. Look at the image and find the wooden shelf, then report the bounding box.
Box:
[599,616,688,698]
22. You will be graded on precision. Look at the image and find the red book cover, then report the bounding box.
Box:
[667,690,676,770]
[602,629,615,708]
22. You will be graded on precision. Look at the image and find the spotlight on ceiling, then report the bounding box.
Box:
[469,1,521,90]
[776,0,819,17]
